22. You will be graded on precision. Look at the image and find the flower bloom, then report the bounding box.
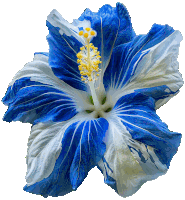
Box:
[2,2,183,198]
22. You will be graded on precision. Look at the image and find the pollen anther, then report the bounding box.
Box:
[85,27,91,31]
[90,31,95,36]
[84,33,89,38]
[79,31,84,36]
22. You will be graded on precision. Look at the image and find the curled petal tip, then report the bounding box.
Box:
[116,3,128,18]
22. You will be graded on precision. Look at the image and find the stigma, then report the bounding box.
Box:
[76,27,101,83]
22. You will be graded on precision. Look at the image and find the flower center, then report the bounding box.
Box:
[85,95,113,118]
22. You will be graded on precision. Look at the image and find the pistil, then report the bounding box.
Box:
[88,80,101,110]
[77,27,101,81]
[77,27,102,109]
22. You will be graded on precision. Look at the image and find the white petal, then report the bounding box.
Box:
[98,115,167,197]
[47,9,90,45]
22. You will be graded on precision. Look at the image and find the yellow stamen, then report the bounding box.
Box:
[80,46,85,51]
[79,31,83,36]
[85,27,91,31]
[90,31,95,36]
[77,53,83,59]
[78,66,83,71]
[84,33,89,38]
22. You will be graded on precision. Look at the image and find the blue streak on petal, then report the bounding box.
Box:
[34,52,49,57]
[135,85,178,103]
[46,21,87,91]
[104,174,118,193]
[114,93,182,168]
[2,78,77,124]
[97,157,118,193]
[145,145,159,169]
[104,24,174,90]
[128,146,147,163]
[102,157,113,173]
[70,118,109,190]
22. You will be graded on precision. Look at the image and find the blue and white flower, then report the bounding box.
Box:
[2,2,183,198]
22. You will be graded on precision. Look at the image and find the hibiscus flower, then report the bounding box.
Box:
[2,2,183,198]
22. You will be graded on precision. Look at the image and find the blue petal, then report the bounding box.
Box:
[104,23,174,90]
[135,85,178,104]
[24,118,108,197]
[46,3,135,90]
[70,118,109,189]
[114,92,182,168]
[46,21,87,91]
[115,2,136,46]
[78,3,135,72]
[79,3,135,46]
[2,77,77,124]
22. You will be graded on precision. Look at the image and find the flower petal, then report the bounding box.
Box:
[104,24,183,108]
[2,53,90,124]
[24,114,108,197]
[46,4,135,92]
[47,9,88,91]
[115,2,136,47]
[78,3,135,75]
[69,117,109,190]
[98,92,181,197]
[113,92,181,167]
